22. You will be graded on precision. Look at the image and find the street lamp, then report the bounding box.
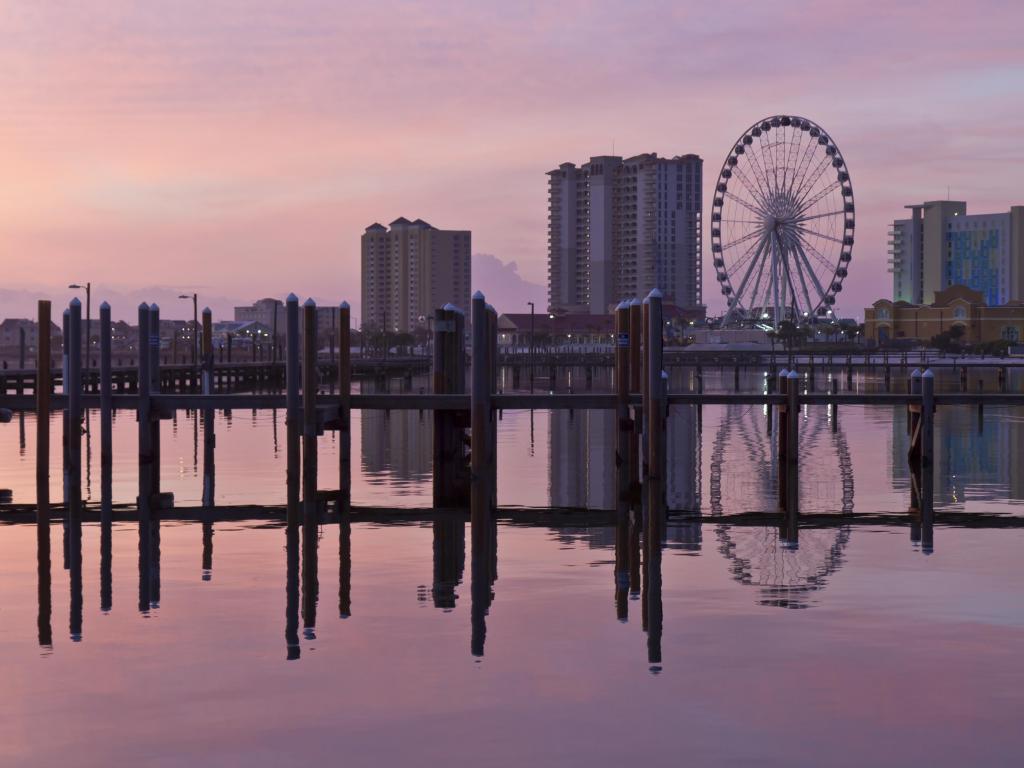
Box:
[68,282,91,372]
[527,301,535,393]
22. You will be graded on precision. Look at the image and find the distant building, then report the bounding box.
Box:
[865,284,1024,345]
[889,201,1024,305]
[547,153,703,314]
[234,298,284,336]
[361,218,471,333]
[0,318,62,349]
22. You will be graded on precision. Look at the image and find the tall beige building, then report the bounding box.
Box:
[548,153,703,314]
[361,218,471,332]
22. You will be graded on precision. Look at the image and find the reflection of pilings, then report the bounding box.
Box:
[339,506,351,618]
[37,514,52,648]
[432,516,465,610]
[202,517,213,581]
[285,525,300,660]
[644,498,663,669]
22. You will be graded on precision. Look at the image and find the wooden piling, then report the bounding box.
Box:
[202,307,215,507]
[777,368,789,510]
[433,304,468,507]
[338,302,351,512]
[99,302,112,519]
[614,301,631,509]
[920,369,935,552]
[301,298,319,633]
[137,303,153,515]
[628,299,642,499]
[645,290,665,511]
[285,294,300,527]
[470,293,494,521]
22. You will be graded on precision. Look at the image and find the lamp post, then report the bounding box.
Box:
[68,282,91,372]
[527,301,535,393]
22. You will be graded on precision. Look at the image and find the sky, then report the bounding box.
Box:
[0,0,1022,323]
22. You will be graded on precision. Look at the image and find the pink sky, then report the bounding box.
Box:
[1,0,1022,322]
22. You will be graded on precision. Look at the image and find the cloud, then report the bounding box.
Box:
[471,254,546,314]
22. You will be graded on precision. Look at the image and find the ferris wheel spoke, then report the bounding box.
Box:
[787,132,822,202]
[796,209,845,224]
[796,226,846,247]
[793,159,836,211]
[730,230,771,305]
[746,244,772,318]
[721,218,765,225]
[722,226,767,252]
[724,191,769,219]
[793,237,833,299]
[788,238,820,315]
[781,126,803,198]
[730,166,772,210]
[796,180,841,216]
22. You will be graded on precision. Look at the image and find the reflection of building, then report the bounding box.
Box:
[361,218,471,333]
[667,405,700,511]
[360,409,432,484]
[889,201,1024,305]
[548,153,703,314]
[866,285,1024,344]
[891,399,1024,506]
[549,409,615,508]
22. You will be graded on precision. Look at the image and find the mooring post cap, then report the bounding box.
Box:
[630,298,641,307]
[646,288,663,300]
[149,303,159,312]
[787,370,799,379]
[911,368,922,378]
[138,302,149,311]
[100,301,111,311]
[202,306,212,315]
[70,297,81,308]
[922,369,934,379]
[472,290,485,301]
[340,301,350,309]
[303,297,316,308]
[286,293,298,304]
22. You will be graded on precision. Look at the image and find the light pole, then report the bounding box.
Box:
[527,301,535,393]
[68,282,91,372]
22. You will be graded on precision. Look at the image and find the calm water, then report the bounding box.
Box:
[1,366,1023,766]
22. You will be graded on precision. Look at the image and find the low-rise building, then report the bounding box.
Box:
[865,285,1024,345]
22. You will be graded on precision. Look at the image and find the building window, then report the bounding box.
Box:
[953,306,967,320]
[1002,326,1020,342]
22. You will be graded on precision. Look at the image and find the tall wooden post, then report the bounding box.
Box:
[301,298,319,633]
[776,368,789,510]
[338,301,351,513]
[36,300,52,647]
[202,307,215,508]
[628,299,642,500]
[285,294,300,527]
[614,302,631,510]
[99,301,112,520]
[433,304,468,507]
[920,369,935,553]
[645,290,665,513]
[470,292,493,521]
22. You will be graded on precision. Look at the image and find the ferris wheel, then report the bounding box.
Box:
[712,115,854,327]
